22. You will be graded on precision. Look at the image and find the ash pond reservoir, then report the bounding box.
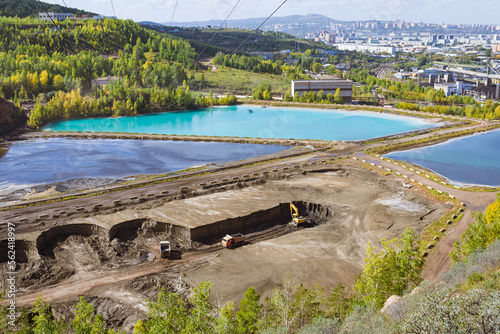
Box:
[385,129,500,187]
[0,138,289,197]
[42,105,439,141]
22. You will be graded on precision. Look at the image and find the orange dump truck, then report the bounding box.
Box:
[221,233,245,248]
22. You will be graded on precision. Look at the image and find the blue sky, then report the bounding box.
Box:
[46,0,500,25]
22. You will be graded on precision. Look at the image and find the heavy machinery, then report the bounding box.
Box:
[290,202,306,226]
[221,233,245,248]
[159,241,171,258]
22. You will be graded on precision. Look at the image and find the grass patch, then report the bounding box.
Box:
[201,67,289,95]
[420,204,463,254]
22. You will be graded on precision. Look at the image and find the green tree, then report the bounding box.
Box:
[72,296,108,334]
[263,277,321,333]
[312,63,322,74]
[252,82,272,101]
[401,288,500,333]
[185,281,215,333]
[236,287,262,333]
[32,296,64,334]
[325,283,351,322]
[53,75,65,91]
[495,105,500,118]
[143,288,188,333]
[354,228,423,309]
[417,55,428,67]
[215,301,238,334]
[40,70,50,91]
[451,195,500,262]
[296,317,340,334]
[333,88,343,104]
[133,320,149,334]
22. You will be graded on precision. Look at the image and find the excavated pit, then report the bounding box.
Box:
[7,220,191,290]
[108,219,191,249]
[0,239,30,263]
[6,202,331,291]
[191,201,333,245]
[36,224,108,258]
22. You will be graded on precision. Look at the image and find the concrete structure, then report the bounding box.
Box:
[38,12,73,21]
[91,76,121,88]
[92,15,118,20]
[291,79,353,102]
[334,43,396,56]
[493,44,500,53]
[465,84,500,101]
[434,80,473,96]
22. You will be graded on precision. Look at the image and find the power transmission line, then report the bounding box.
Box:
[110,0,116,17]
[194,0,242,63]
[169,0,178,26]
[36,0,103,90]
[157,0,242,87]
[158,0,289,110]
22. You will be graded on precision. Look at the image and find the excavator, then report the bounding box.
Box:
[290,202,306,226]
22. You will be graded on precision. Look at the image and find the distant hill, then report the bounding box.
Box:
[168,14,344,34]
[0,0,96,18]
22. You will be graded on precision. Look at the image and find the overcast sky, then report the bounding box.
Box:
[46,0,500,26]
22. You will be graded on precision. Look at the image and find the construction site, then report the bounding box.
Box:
[1,111,499,331]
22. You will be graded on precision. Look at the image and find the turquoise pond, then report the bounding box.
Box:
[385,129,500,187]
[42,105,438,141]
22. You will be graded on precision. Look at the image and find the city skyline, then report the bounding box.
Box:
[44,0,500,27]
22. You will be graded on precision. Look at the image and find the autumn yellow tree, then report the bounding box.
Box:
[40,70,50,91]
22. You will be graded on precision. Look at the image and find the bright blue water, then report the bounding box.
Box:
[385,129,500,187]
[43,105,438,141]
[0,138,288,192]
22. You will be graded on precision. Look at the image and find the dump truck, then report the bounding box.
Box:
[160,241,171,258]
[290,202,306,226]
[221,233,245,248]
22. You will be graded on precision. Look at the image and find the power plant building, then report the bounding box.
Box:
[38,12,73,21]
[291,79,353,103]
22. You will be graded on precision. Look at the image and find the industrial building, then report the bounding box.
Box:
[334,43,396,56]
[434,81,473,96]
[291,79,353,103]
[38,12,73,21]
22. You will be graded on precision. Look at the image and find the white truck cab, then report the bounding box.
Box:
[160,241,171,258]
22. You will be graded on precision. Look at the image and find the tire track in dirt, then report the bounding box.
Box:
[9,219,304,307]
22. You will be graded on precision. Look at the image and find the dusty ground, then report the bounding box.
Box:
[0,164,449,332]
[181,169,447,304]
[1,117,497,332]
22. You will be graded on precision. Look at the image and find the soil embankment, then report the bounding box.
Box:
[1,164,450,331]
[0,97,26,136]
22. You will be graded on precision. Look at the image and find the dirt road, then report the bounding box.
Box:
[364,155,498,280]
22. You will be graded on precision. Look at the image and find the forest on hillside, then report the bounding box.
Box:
[0,0,95,18]
[0,16,240,128]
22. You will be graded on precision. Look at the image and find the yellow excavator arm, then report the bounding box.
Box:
[290,202,306,224]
